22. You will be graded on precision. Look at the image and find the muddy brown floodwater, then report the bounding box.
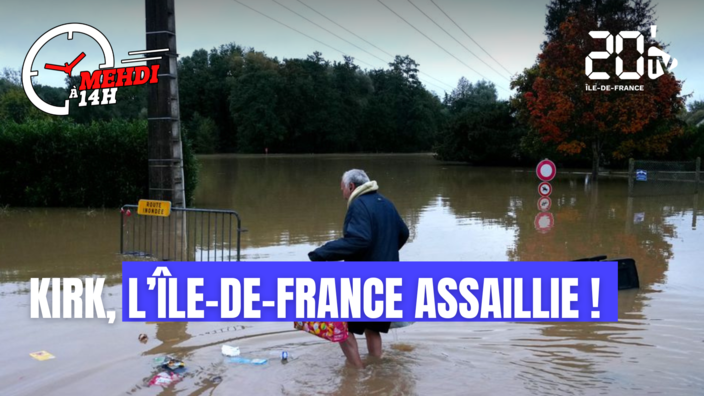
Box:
[1,154,703,395]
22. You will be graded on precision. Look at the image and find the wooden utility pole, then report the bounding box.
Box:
[145,0,187,261]
[145,0,185,208]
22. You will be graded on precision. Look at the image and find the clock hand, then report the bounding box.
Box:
[44,52,87,75]
[65,52,86,76]
[45,62,71,73]
[70,52,86,66]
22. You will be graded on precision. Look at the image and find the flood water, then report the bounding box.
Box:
[1,154,703,395]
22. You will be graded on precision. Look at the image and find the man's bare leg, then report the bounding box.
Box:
[365,329,383,358]
[339,332,364,368]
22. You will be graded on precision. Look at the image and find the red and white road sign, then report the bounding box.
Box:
[537,196,552,211]
[534,212,554,233]
[538,182,553,197]
[536,159,557,181]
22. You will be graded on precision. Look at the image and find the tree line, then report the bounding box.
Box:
[178,48,444,155]
[1,0,703,173]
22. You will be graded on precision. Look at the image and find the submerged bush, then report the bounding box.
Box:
[0,118,198,207]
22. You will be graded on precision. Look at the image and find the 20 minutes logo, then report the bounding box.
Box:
[585,25,677,81]
[22,23,166,116]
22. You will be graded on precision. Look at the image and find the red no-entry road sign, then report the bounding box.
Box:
[534,212,554,233]
[536,159,557,181]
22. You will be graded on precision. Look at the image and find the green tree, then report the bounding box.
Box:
[360,56,441,153]
[435,79,523,164]
[179,43,246,152]
[229,51,285,153]
[186,112,218,154]
[1,68,22,87]
[0,87,52,123]
[327,56,372,152]
[681,100,704,126]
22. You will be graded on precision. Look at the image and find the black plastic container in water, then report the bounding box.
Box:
[614,258,640,290]
[573,256,640,290]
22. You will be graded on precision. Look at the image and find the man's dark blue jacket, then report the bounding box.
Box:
[309,191,409,261]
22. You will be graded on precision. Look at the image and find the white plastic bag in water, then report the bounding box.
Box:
[221,345,241,356]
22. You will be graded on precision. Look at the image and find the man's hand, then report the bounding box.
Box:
[308,251,324,261]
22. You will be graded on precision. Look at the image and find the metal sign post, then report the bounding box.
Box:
[535,159,557,233]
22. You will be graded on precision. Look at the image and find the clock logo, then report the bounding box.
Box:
[22,23,167,116]
[22,23,115,116]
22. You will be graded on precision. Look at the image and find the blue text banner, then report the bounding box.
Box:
[122,261,618,322]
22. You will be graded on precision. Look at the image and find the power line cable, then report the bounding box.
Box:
[270,0,449,92]
[272,0,391,65]
[232,0,377,69]
[295,0,454,90]
[376,0,509,93]
[407,0,510,82]
[430,0,514,76]
[297,0,394,58]
[231,0,449,93]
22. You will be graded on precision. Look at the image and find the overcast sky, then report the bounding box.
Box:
[1,0,702,102]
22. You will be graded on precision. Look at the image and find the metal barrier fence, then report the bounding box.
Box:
[120,205,241,261]
[628,157,701,196]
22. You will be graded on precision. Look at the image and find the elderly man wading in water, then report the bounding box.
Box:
[309,169,410,368]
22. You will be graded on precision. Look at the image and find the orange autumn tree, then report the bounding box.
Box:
[512,5,684,179]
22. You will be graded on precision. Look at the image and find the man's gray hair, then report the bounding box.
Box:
[342,169,370,187]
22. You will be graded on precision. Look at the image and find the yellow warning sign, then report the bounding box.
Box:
[137,199,171,217]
